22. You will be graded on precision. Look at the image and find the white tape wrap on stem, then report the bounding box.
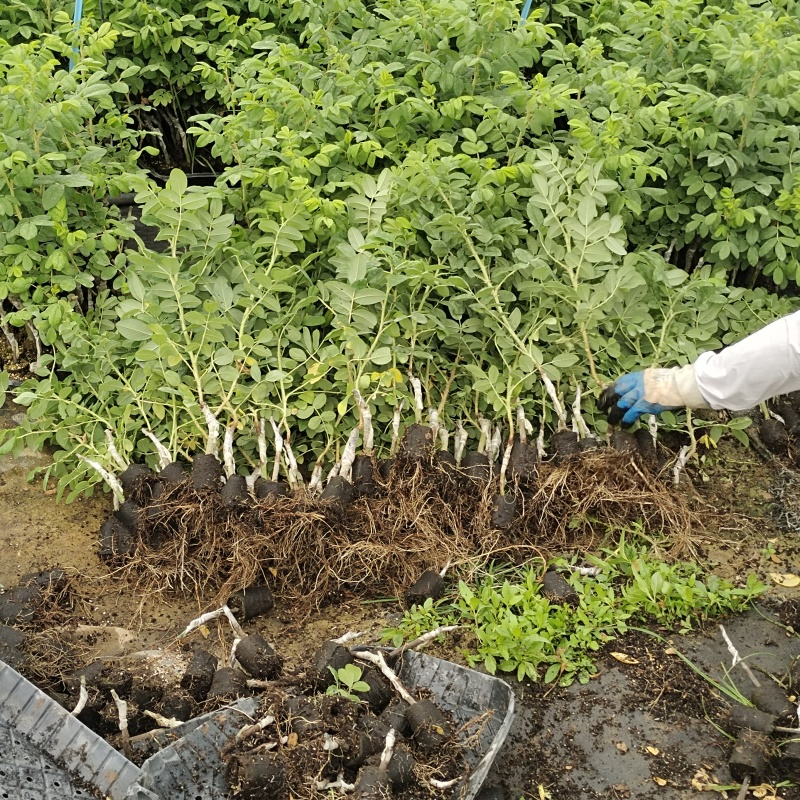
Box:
[223,422,236,478]
[269,419,284,483]
[439,425,450,452]
[340,427,360,483]
[353,389,373,455]
[454,420,468,466]
[201,402,220,457]
[390,402,403,456]
[428,408,440,442]
[410,375,424,423]
[477,416,491,455]
[516,404,527,445]
[542,373,567,429]
[572,384,591,439]
[308,461,324,494]
[104,430,128,471]
[143,429,172,470]
[79,455,124,509]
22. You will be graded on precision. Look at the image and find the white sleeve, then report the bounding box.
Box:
[694,309,800,410]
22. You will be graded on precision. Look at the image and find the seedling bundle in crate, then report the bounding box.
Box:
[85,377,699,605]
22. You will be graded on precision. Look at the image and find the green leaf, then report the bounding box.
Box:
[116,318,153,341]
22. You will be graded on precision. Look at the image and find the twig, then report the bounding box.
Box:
[333,631,366,645]
[220,714,275,757]
[70,675,88,716]
[78,456,124,509]
[104,430,128,471]
[388,625,460,660]
[379,729,396,770]
[178,605,244,639]
[736,774,751,800]
[354,650,416,705]
[143,429,172,469]
[110,690,133,760]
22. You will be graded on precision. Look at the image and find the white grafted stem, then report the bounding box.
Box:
[104,430,128,471]
[572,384,591,439]
[571,418,579,434]
[308,460,324,494]
[355,650,416,705]
[498,435,514,494]
[487,424,503,464]
[428,408,440,442]
[78,455,124,509]
[257,418,268,479]
[353,390,374,455]
[143,429,172,469]
[222,422,236,478]
[430,778,460,790]
[0,322,19,361]
[477,416,491,454]
[110,690,132,759]
[720,624,761,687]
[282,437,303,489]
[388,624,460,659]
[229,637,241,668]
[672,444,690,487]
[201,402,220,456]
[439,425,450,452]
[541,373,567,429]
[536,419,546,459]
[178,605,244,639]
[333,631,366,645]
[379,729,396,771]
[143,710,182,728]
[454,420,468,465]
[340,427,360,482]
[316,776,354,792]
[326,460,341,485]
[70,675,88,716]
[648,414,658,446]
[410,375,424,423]
[269,419,284,483]
[516,404,527,444]
[390,402,404,456]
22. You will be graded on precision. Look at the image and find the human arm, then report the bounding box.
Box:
[598,309,800,425]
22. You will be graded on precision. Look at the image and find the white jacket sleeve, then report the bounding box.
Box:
[694,309,800,410]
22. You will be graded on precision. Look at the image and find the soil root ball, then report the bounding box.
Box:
[542,571,578,605]
[0,622,25,667]
[159,461,187,483]
[380,700,411,736]
[490,493,517,529]
[353,764,392,798]
[778,740,800,782]
[405,569,445,607]
[345,718,392,768]
[750,680,794,719]
[400,424,435,460]
[354,665,393,714]
[775,402,800,435]
[221,474,250,508]
[475,788,506,800]
[320,475,356,506]
[551,430,580,462]
[434,450,457,478]
[312,641,355,690]
[99,516,135,562]
[181,649,218,700]
[578,436,601,452]
[286,697,323,736]
[228,751,288,800]
[377,458,393,481]
[461,451,490,483]
[115,500,143,535]
[158,692,195,722]
[779,599,800,631]
[405,698,452,754]
[208,666,249,699]
[228,584,275,620]
[352,455,378,497]
[760,418,789,454]
[119,463,156,502]
[191,453,224,491]
[508,437,538,485]
[235,634,283,680]
[633,429,657,467]
[386,744,415,789]
[254,478,289,500]
[610,430,637,456]
[729,729,773,782]
[728,704,775,735]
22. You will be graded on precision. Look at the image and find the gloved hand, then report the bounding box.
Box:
[598,366,710,426]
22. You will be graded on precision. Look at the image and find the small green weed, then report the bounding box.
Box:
[383,529,766,686]
[325,663,371,703]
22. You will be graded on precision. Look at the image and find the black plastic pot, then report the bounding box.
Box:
[180,649,218,701]
[462,451,490,482]
[490,493,517,529]
[235,634,283,680]
[751,679,794,719]
[320,475,356,506]
[228,583,274,620]
[191,453,224,490]
[728,729,772,782]
[728,703,775,735]
[405,569,445,607]
[400,423,434,460]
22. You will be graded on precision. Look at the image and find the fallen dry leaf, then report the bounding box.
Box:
[287,732,298,748]
[664,647,679,656]
[646,746,660,756]
[611,652,640,665]
[752,786,778,799]
[769,572,800,587]
[770,554,783,564]
[615,741,629,753]
[653,777,667,786]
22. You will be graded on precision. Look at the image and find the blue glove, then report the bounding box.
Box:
[598,371,676,426]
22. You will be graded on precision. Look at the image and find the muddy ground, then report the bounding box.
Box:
[1,398,799,800]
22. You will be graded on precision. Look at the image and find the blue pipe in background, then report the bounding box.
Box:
[68,0,84,72]
[520,0,534,21]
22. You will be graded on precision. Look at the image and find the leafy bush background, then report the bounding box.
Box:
[1,0,798,496]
